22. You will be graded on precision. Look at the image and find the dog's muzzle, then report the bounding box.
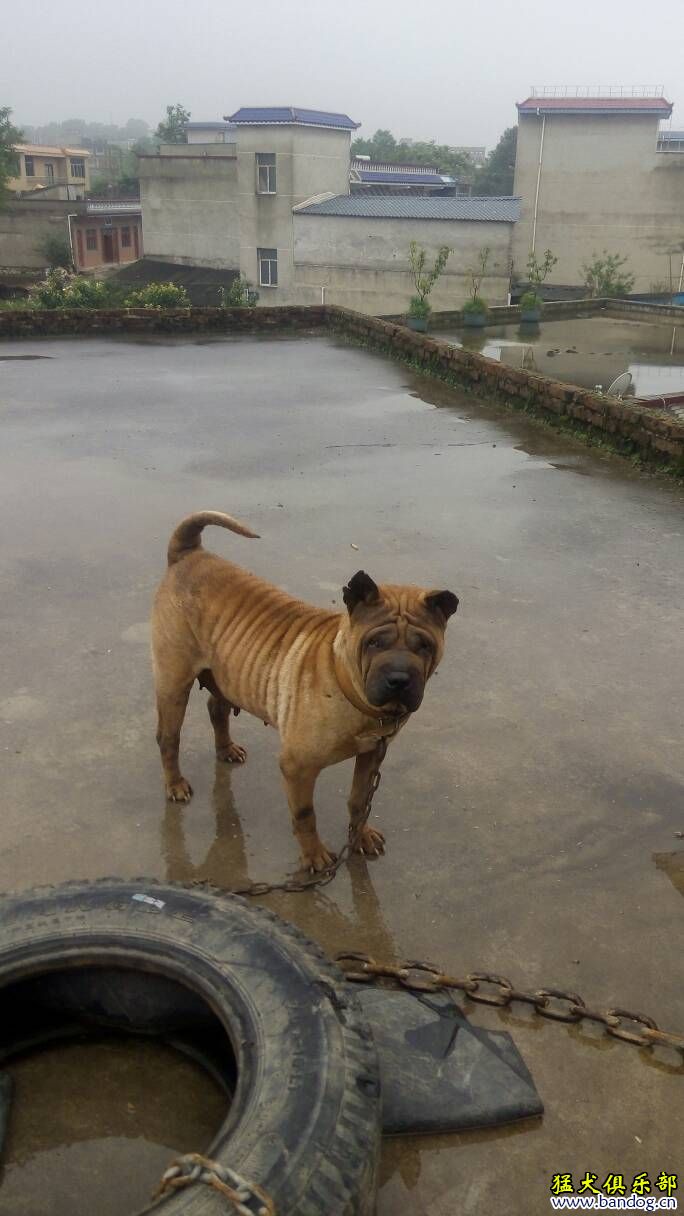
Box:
[366,666,425,713]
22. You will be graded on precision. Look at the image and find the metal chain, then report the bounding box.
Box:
[335,953,684,1056]
[152,1153,275,1214]
[195,728,395,899]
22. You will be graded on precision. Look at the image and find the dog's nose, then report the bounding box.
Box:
[385,671,411,690]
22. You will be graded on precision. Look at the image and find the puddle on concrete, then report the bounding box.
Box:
[443,316,684,398]
[0,355,53,361]
[0,1038,226,1216]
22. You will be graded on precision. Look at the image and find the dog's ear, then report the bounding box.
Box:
[424,589,459,622]
[343,570,381,614]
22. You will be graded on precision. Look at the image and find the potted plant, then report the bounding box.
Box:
[519,289,543,324]
[519,248,557,322]
[407,295,431,332]
[462,295,489,328]
[462,247,490,327]
[406,241,451,331]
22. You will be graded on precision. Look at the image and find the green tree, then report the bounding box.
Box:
[582,251,635,298]
[156,104,190,144]
[0,106,24,205]
[476,127,517,196]
[351,128,473,181]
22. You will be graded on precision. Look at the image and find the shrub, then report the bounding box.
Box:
[519,290,542,312]
[582,252,635,299]
[408,295,431,319]
[123,281,190,309]
[219,276,257,308]
[64,278,110,308]
[39,234,73,270]
[32,267,71,308]
[462,295,488,316]
[31,269,113,309]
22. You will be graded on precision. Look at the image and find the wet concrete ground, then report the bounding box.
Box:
[1,333,683,1214]
[445,315,684,400]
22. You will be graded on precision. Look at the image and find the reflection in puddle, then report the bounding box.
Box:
[444,317,684,398]
[0,1039,225,1216]
[653,851,684,897]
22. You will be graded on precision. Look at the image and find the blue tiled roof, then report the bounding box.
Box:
[295,195,521,222]
[226,107,360,130]
[357,170,450,184]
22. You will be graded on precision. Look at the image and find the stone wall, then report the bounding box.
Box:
[325,306,684,470]
[0,306,328,338]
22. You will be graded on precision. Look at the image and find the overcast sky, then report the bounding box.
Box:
[5,0,683,147]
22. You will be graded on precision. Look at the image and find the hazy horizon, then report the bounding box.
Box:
[4,0,683,149]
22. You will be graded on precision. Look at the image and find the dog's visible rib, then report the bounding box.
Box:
[167,510,260,566]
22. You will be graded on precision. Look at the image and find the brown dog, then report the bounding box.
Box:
[152,511,458,871]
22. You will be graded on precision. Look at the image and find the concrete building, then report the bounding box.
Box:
[8,144,91,201]
[292,195,518,311]
[512,89,684,292]
[139,105,518,311]
[71,202,142,271]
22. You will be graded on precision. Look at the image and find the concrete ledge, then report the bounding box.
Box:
[381,297,605,328]
[381,297,684,329]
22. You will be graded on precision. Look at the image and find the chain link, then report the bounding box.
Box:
[335,953,684,1056]
[152,1153,275,1214]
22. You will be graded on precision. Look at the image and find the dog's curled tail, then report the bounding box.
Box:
[167,511,260,566]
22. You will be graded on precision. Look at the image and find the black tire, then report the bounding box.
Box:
[0,879,380,1215]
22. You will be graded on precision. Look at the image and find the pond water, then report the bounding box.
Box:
[442,315,684,399]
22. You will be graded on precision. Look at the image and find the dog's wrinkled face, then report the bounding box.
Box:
[342,570,458,713]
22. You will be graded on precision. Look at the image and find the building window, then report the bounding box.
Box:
[256,152,276,194]
[120,226,131,248]
[86,228,98,251]
[45,163,54,181]
[70,158,85,178]
[24,155,34,177]
[257,247,278,287]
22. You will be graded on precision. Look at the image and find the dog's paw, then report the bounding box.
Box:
[303,843,337,874]
[353,824,386,857]
[166,777,193,803]
[217,742,247,764]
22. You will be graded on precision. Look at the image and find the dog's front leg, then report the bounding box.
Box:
[348,750,386,856]
[279,751,335,873]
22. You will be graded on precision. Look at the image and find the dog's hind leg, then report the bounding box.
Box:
[207,689,247,764]
[155,677,194,802]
